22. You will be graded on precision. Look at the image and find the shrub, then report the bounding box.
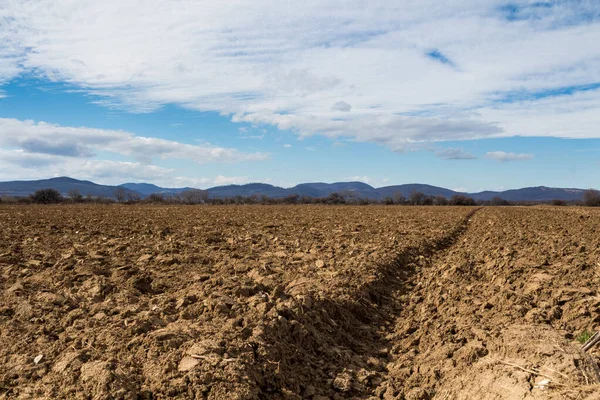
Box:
[148,193,166,203]
[409,191,425,205]
[323,192,345,205]
[31,188,62,204]
[449,194,476,206]
[383,196,394,205]
[433,196,448,206]
[283,194,299,204]
[551,199,567,206]
[489,197,510,206]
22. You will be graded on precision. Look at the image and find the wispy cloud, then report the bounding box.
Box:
[485,151,534,162]
[436,148,476,160]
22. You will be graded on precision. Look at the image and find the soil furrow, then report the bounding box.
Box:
[236,208,481,398]
[0,205,469,399]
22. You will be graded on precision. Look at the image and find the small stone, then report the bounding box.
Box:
[178,356,200,372]
[136,254,152,263]
[33,354,43,364]
[315,259,325,268]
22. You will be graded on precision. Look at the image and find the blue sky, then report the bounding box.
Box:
[0,0,599,191]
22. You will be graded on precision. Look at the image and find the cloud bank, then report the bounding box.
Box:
[0,118,267,186]
[0,0,598,151]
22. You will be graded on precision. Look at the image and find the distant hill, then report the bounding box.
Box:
[0,177,591,202]
[207,183,291,199]
[0,177,142,199]
[292,181,375,196]
[375,184,460,199]
[120,182,193,196]
[469,186,585,202]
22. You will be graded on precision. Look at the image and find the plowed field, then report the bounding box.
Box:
[1,205,599,399]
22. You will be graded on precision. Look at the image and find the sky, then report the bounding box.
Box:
[0,0,599,192]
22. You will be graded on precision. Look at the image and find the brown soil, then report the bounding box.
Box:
[1,205,599,399]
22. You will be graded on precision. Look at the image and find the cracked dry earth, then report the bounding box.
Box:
[1,205,600,399]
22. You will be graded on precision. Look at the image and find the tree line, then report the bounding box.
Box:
[2,187,600,207]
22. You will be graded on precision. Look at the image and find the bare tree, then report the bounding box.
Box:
[127,191,141,202]
[68,189,83,202]
[148,193,165,203]
[114,187,127,203]
[583,189,600,207]
[409,191,425,205]
[392,191,406,205]
[180,189,208,204]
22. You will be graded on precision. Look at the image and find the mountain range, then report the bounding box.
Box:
[0,177,589,202]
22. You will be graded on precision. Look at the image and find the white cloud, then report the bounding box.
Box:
[233,112,501,150]
[0,149,255,188]
[0,118,267,164]
[213,175,249,186]
[0,0,599,150]
[282,144,292,148]
[0,150,173,183]
[346,176,390,187]
[436,148,476,160]
[347,176,372,184]
[331,101,351,112]
[485,151,534,162]
[170,175,249,188]
[0,117,268,186]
